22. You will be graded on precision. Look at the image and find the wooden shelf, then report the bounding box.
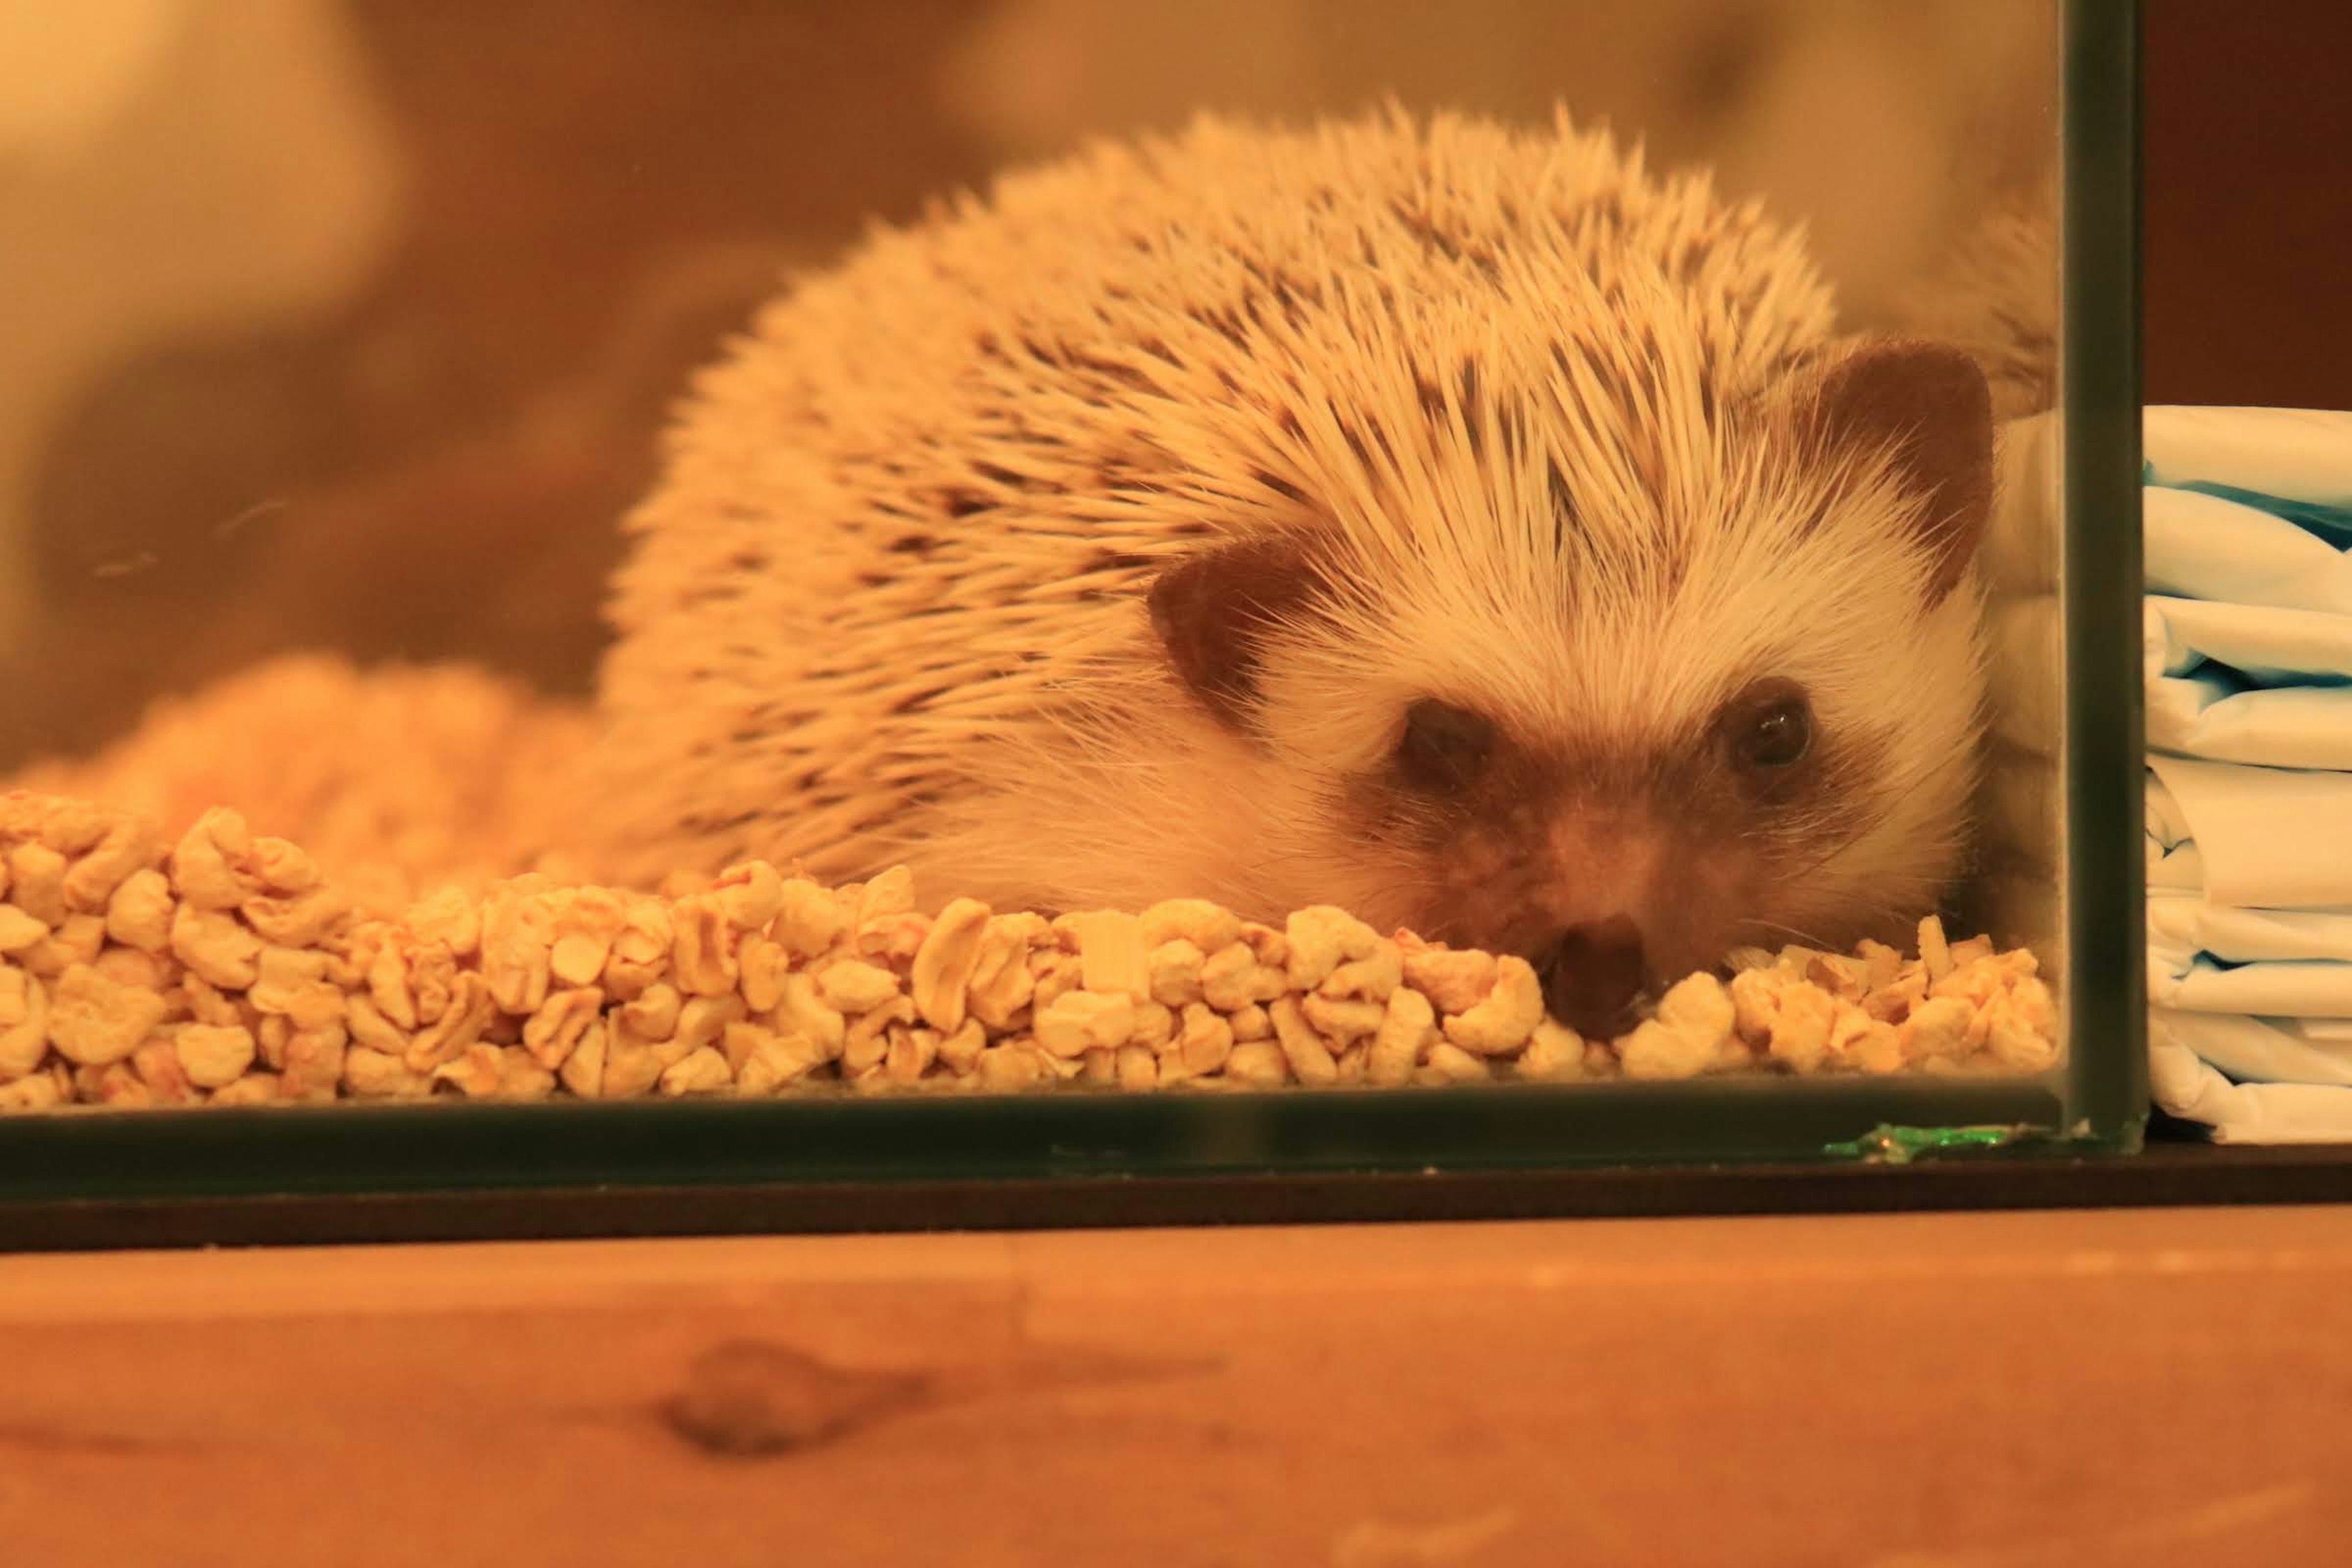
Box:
[4,1204,2348,1564]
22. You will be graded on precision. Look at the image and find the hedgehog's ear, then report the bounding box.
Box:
[1147,533,1330,738]
[1798,339,1994,605]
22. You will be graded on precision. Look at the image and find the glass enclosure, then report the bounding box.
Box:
[0,0,2141,1206]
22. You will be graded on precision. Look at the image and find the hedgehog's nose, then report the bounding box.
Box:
[1535,918,1649,1039]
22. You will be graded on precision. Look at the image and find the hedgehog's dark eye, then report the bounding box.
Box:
[1719,679,1814,778]
[1396,698,1496,793]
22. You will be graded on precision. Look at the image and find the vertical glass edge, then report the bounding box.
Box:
[2062,0,2150,1150]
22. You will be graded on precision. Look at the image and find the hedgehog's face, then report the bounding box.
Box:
[1148,340,1995,1039]
[1339,679,1891,1039]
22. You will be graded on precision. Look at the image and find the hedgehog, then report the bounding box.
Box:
[586,107,1996,1039]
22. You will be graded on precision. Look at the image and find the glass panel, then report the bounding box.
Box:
[0,0,2139,1201]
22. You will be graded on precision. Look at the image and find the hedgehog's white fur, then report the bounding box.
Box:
[589,107,1988,978]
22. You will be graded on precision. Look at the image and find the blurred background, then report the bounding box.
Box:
[0,0,2329,774]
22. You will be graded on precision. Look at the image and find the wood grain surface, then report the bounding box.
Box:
[1,1205,2346,1566]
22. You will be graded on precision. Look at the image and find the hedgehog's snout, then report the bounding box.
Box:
[1534,916,1650,1040]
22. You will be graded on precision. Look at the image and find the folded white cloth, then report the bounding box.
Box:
[2150,891,2352,970]
[1982,405,2352,611]
[2147,595,2352,771]
[2155,1009,2352,1082]
[2151,1033,2352,1143]
[2144,405,2352,516]
[2136,407,2352,1142]
[2153,955,2352,1022]
[2144,483,2352,617]
[2145,764,2352,1135]
[2146,755,2352,911]
[1978,419,2352,771]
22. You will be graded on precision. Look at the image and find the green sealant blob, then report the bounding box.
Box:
[1822,1123,2045,1165]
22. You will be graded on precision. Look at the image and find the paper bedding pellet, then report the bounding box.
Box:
[0,788,2060,1112]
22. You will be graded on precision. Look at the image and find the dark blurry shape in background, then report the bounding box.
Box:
[2,0,995,767]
